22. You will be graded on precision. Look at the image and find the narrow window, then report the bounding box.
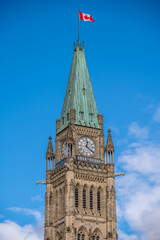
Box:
[83,188,86,209]
[59,188,62,216]
[80,111,84,120]
[48,159,50,170]
[67,113,70,121]
[82,234,85,240]
[90,190,93,210]
[92,236,95,240]
[75,187,78,208]
[62,186,65,216]
[89,113,93,121]
[56,190,58,216]
[62,117,65,125]
[78,234,80,240]
[97,236,99,240]
[97,191,101,211]
[68,144,70,157]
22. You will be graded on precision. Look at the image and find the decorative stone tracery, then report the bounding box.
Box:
[44,43,119,240]
[77,227,87,240]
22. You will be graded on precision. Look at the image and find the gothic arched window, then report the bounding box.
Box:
[83,188,86,209]
[75,187,78,208]
[92,230,100,240]
[90,189,93,210]
[93,237,99,240]
[77,228,86,240]
[97,191,101,211]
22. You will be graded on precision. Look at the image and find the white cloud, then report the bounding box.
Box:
[124,186,160,227]
[118,230,138,240]
[153,107,160,123]
[8,207,42,222]
[128,122,149,139]
[0,208,44,240]
[0,220,43,240]
[140,207,160,240]
[116,140,160,240]
[119,144,160,175]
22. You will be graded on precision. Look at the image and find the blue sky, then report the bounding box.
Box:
[0,0,160,239]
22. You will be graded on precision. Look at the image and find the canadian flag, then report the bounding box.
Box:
[79,11,95,22]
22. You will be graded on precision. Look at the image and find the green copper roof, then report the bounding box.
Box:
[57,44,101,133]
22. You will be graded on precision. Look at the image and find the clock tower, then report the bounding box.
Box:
[44,42,118,240]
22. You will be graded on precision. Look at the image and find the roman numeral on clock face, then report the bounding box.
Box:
[78,137,96,157]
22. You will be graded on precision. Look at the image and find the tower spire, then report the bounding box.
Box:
[57,45,100,133]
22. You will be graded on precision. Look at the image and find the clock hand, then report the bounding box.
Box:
[85,145,94,153]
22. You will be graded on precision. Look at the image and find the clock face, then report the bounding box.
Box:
[62,141,67,159]
[78,137,96,157]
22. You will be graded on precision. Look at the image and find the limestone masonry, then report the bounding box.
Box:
[43,42,120,240]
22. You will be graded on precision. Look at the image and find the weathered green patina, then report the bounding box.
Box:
[57,44,100,133]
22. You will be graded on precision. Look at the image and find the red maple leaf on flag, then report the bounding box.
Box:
[84,15,90,20]
[79,11,95,22]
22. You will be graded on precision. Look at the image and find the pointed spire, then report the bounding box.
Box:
[105,129,114,151]
[57,43,101,133]
[46,136,55,159]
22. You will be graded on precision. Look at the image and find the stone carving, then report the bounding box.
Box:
[43,43,120,240]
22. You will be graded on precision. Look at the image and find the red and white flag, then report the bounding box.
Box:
[79,11,95,22]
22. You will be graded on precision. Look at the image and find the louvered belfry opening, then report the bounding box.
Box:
[97,191,101,211]
[75,187,79,208]
[83,188,86,209]
[90,189,93,210]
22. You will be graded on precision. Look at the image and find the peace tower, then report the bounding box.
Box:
[42,41,122,240]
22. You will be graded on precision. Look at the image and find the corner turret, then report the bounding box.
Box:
[46,136,55,170]
[105,129,114,163]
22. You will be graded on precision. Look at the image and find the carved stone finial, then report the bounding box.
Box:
[46,136,55,159]
[105,129,114,151]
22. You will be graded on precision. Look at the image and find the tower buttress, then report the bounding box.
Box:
[45,137,55,240]
[105,130,117,240]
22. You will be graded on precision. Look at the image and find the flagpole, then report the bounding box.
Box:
[78,9,80,46]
